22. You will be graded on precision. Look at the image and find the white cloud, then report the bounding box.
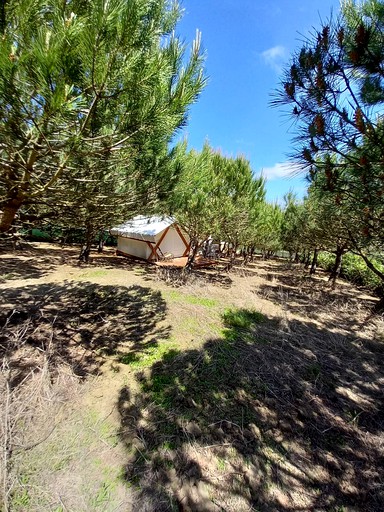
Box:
[261,45,288,73]
[259,162,304,180]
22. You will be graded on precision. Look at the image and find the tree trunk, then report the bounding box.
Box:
[0,0,6,36]
[305,251,311,268]
[185,240,199,271]
[227,249,236,270]
[97,231,105,253]
[79,244,92,262]
[0,199,23,233]
[242,247,249,265]
[79,224,94,262]
[329,246,343,289]
[202,237,212,258]
[310,248,319,275]
[373,297,384,313]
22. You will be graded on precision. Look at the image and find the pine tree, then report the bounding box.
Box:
[0,0,206,233]
[273,0,384,286]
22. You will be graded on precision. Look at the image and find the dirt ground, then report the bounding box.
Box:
[0,242,383,512]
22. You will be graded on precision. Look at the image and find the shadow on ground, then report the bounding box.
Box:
[0,241,161,280]
[0,255,60,281]
[0,281,170,384]
[118,310,384,511]
[144,265,233,289]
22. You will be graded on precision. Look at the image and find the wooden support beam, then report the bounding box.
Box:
[175,224,190,257]
[152,226,170,260]
[145,240,157,261]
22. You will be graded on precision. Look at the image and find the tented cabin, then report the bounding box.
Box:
[110,216,190,262]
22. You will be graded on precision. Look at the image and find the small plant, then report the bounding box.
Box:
[222,308,265,329]
[346,409,362,426]
[184,296,219,307]
[119,346,179,369]
[91,482,112,508]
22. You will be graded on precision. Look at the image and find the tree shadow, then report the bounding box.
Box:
[143,266,233,289]
[0,281,170,385]
[0,255,60,282]
[0,242,80,280]
[83,251,159,276]
[254,258,378,332]
[117,311,384,511]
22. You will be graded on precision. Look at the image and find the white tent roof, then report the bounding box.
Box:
[110,215,176,242]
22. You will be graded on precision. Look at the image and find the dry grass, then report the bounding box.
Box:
[0,242,383,511]
[0,326,84,511]
[118,310,384,511]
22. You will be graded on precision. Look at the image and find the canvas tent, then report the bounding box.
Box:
[110,216,190,261]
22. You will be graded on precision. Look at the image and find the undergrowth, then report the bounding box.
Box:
[318,251,384,294]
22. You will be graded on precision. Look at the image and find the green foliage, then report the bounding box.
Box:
[165,142,267,265]
[167,141,218,245]
[0,0,206,233]
[343,0,384,104]
[280,192,306,256]
[119,345,179,369]
[252,202,283,257]
[318,251,384,292]
[222,308,265,329]
[274,0,384,286]
[209,151,266,251]
[317,252,336,272]
[183,296,219,307]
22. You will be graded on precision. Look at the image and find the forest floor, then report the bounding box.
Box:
[0,242,383,512]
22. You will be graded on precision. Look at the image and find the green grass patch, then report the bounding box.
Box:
[141,372,179,408]
[163,289,183,301]
[184,296,219,307]
[78,269,109,279]
[11,476,31,508]
[164,290,219,308]
[222,308,265,329]
[119,344,179,369]
[139,307,267,424]
[90,482,111,508]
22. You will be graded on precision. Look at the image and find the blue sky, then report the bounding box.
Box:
[177,0,341,203]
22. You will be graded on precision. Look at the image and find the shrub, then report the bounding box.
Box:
[317,251,384,294]
[222,308,265,329]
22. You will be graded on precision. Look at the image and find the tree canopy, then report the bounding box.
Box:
[0,0,206,233]
[274,0,384,283]
[163,142,267,268]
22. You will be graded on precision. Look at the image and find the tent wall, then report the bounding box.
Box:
[117,237,151,260]
[154,225,187,258]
